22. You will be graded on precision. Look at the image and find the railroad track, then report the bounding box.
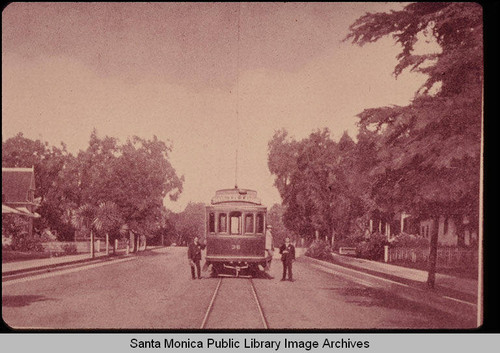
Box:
[200,277,269,329]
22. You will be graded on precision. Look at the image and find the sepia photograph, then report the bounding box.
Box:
[2,2,483,331]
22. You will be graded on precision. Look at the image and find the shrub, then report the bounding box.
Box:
[39,229,58,242]
[62,243,78,255]
[357,232,388,261]
[10,232,44,252]
[391,233,429,248]
[334,233,364,250]
[2,240,12,251]
[305,239,334,261]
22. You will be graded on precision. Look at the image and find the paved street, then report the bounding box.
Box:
[2,247,475,329]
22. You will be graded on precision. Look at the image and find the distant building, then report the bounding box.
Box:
[2,167,40,237]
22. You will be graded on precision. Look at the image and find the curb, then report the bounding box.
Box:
[304,256,478,325]
[2,253,130,277]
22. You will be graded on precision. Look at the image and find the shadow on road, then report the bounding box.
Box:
[321,287,435,312]
[2,295,56,308]
[206,269,274,280]
[133,250,165,257]
[321,286,476,328]
[252,271,274,280]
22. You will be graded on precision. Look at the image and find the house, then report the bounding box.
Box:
[419,215,477,247]
[368,210,477,247]
[2,167,40,237]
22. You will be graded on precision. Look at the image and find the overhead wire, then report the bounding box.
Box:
[234,3,241,189]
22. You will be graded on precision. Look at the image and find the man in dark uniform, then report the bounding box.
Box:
[188,236,205,279]
[279,237,295,281]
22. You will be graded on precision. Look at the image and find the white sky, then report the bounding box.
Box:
[2,2,429,212]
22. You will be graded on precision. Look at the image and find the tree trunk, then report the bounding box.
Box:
[106,233,109,255]
[456,215,465,247]
[90,230,95,259]
[28,218,33,238]
[427,218,439,288]
[130,231,136,253]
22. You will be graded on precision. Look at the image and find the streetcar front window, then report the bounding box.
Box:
[245,214,254,234]
[208,213,215,233]
[218,213,227,233]
[230,211,242,235]
[256,213,264,234]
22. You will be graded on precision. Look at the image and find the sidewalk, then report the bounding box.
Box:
[2,246,165,277]
[2,251,124,277]
[329,253,478,301]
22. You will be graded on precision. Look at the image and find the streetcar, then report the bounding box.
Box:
[205,187,271,277]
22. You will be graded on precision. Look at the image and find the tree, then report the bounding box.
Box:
[2,133,65,199]
[2,133,76,240]
[3,129,184,254]
[93,201,124,255]
[267,203,291,247]
[112,135,184,251]
[268,129,363,246]
[62,130,184,251]
[71,204,98,258]
[345,3,482,287]
[268,129,317,240]
[170,202,206,246]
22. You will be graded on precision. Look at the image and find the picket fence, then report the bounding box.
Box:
[41,239,129,254]
[388,247,478,268]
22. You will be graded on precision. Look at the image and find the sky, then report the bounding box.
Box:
[2,2,429,212]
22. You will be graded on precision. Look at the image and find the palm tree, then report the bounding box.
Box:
[71,204,97,258]
[94,202,123,255]
[72,202,124,257]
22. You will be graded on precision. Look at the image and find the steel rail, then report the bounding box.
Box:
[200,277,223,329]
[249,278,269,329]
[200,277,269,329]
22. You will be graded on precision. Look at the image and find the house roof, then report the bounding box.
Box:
[2,167,35,204]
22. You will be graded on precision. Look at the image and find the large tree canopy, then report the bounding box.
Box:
[2,133,75,239]
[3,130,184,243]
[344,2,482,219]
[68,131,184,240]
[268,129,367,243]
[267,3,482,288]
[345,3,482,97]
[345,3,482,287]
[169,202,206,246]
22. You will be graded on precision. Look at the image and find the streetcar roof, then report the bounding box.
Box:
[210,188,262,205]
[206,204,267,210]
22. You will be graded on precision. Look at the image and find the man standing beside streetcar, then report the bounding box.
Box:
[279,237,295,281]
[265,225,274,271]
[188,236,206,279]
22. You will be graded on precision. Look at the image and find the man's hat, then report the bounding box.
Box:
[266,225,272,229]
